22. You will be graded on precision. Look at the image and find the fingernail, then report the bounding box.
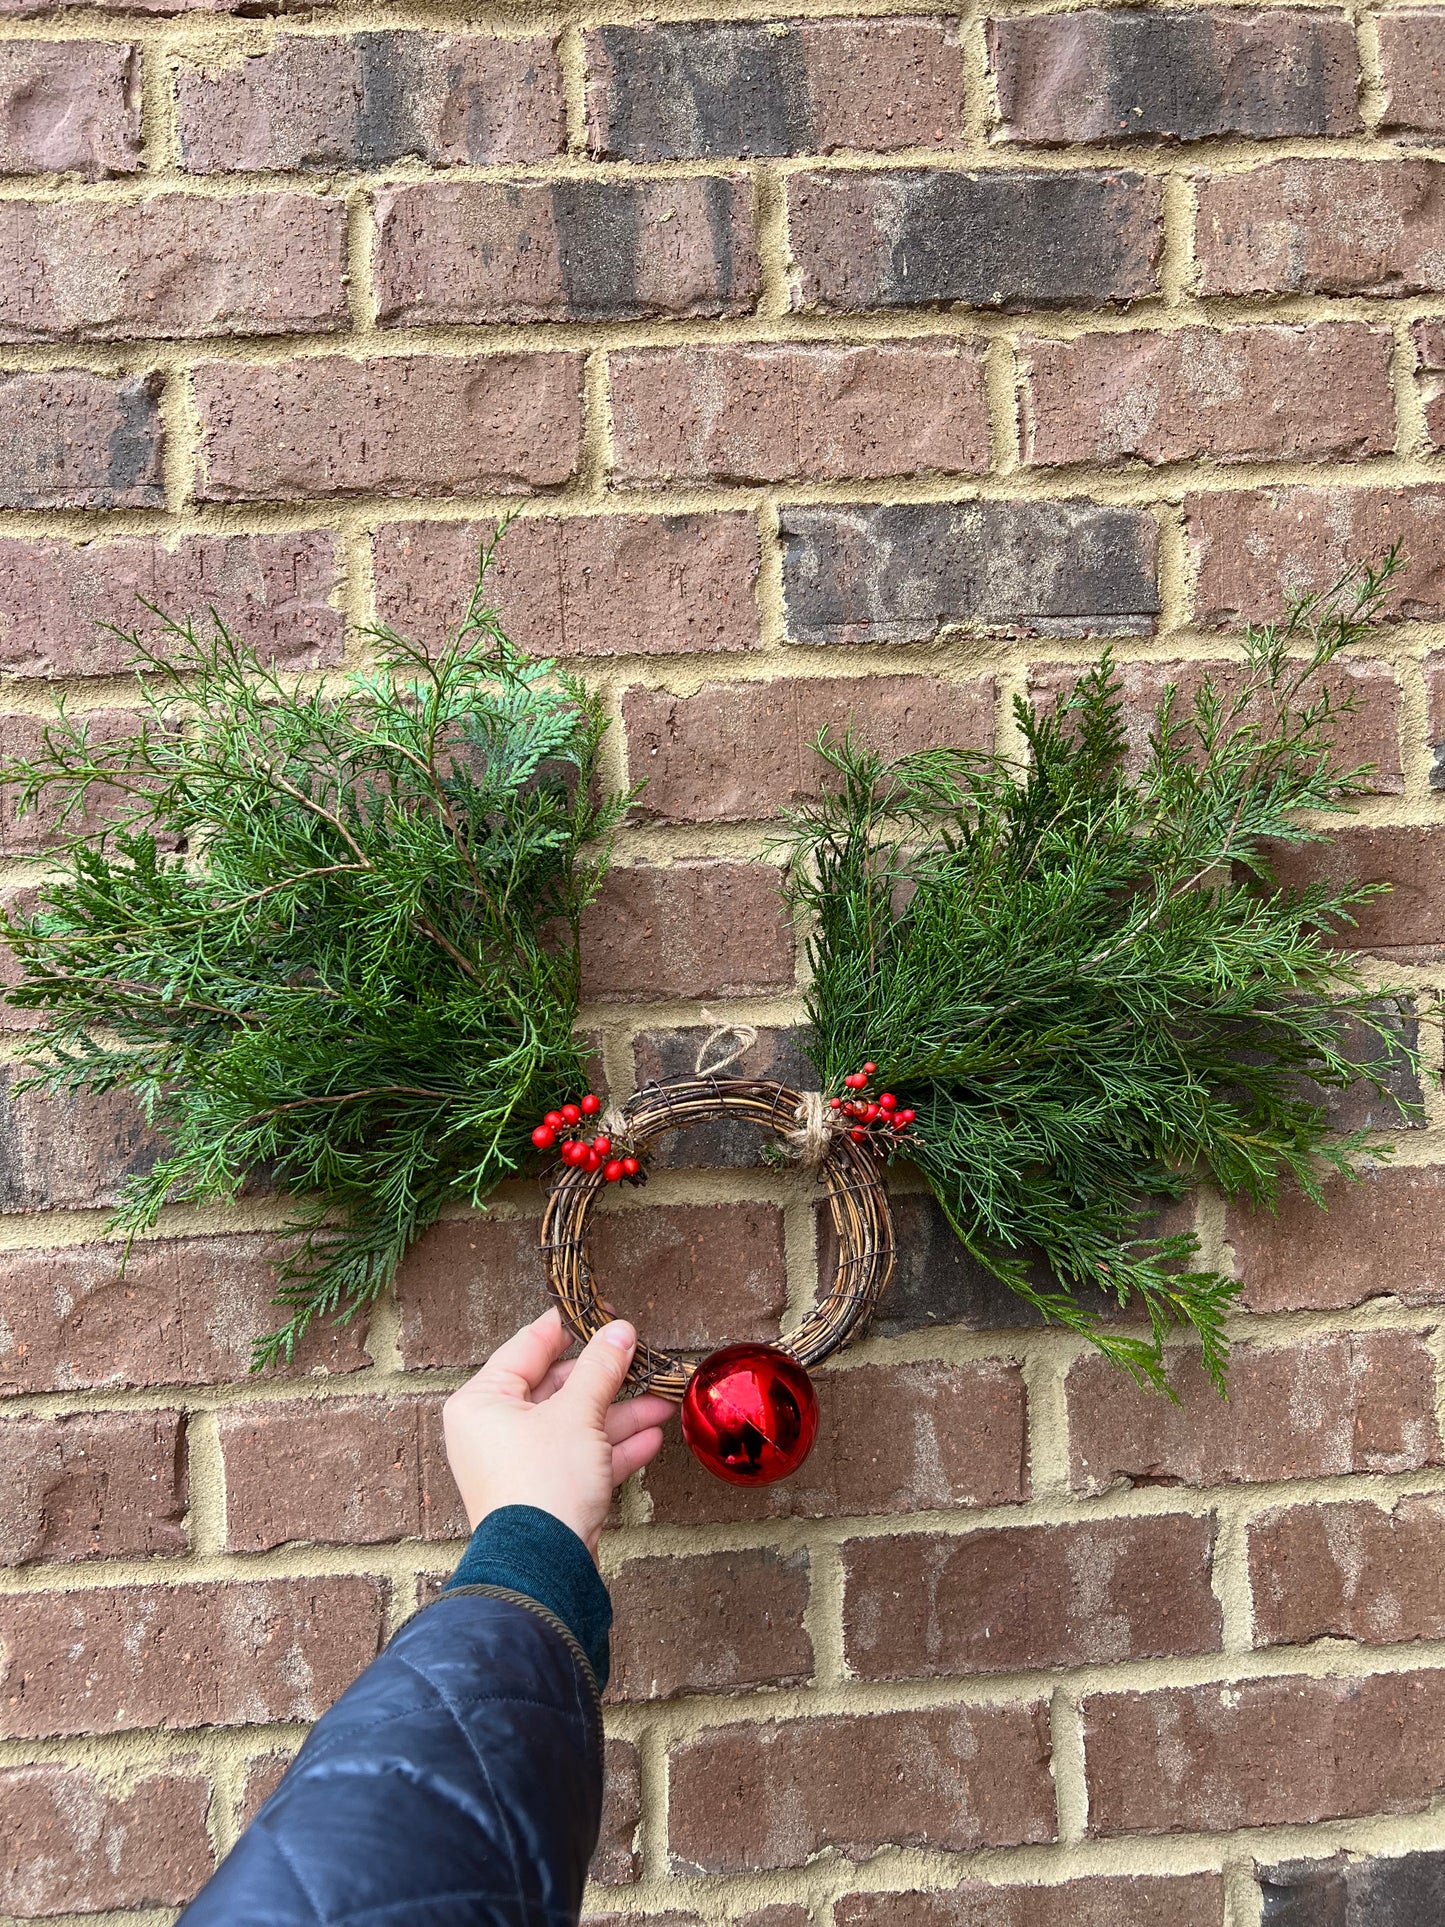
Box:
[601,1320,635,1351]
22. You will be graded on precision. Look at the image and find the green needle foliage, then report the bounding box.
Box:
[1,561,627,1369]
[779,557,1418,1391]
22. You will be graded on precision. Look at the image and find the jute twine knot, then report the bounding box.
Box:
[785,1087,843,1169]
[599,1102,631,1146]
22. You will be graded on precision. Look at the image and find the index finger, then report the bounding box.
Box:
[469,1307,570,1399]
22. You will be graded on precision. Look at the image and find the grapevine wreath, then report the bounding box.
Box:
[0,549,1418,1484]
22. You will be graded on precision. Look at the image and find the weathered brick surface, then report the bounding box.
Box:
[376,178,760,325]
[1187,485,1445,626]
[781,501,1160,645]
[1259,826,1445,961]
[219,1397,466,1550]
[1197,160,1445,295]
[1231,1165,1445,1312]
[610,343,989,484]
[0,1575,387,1737]
[644,1359,1029,1525]
[396,1202,787,1367]
[0,531,343,676]
[842,1514,1221,1679]
[195,354,584,502]
[586,19,963,158]
[1069,1335,1442,1494]
[669,1703,1054,1869]
[789,167,1162,312]
[0,1409,187,1566]
[0,194,347,341]
[1259,1850,1445,1926]
[993,10,1357,144]
[593,1738,641,1886]
[1020,324,1394,467]
[581,863,794,1000]
[0,371,164,510]
[0,1233,370,1394]
[177,32,565,171]
[373,513,759,657]
[0,1070,162,1210]
[1250,1494,1445,1648]
[1084,1671,1445,1834]
[0,708,156,857]
[0,43,140,175]
[0,1764,213,1915]
[1380,13,1445,137]
[623,674,994,823]
[607,1547,812,1700]
[836,1876,1226,1927]
[240,1751,293,1827]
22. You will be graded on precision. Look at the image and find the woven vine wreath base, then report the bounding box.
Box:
[539,1076,897,1403]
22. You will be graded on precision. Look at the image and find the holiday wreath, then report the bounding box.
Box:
[0,548,1416,1482]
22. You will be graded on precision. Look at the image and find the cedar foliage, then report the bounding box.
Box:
[0,561,627,1368]
[779,558,1418,1390]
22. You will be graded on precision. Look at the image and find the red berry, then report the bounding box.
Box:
[879,1093,896,1112]
[864,1103,880,1122]
[560,1140,581,1164]
[584,1149,602,1173]
[591,1135,611,1158]
[899,1109,915,1124]
[621,1155,640,1177]
[604,1158,625,1182]
[580,1093,601,1116]
[863,1062,877,1075]
[828,1096,842,1110]
[890,1117,908,1133]
[531,1125,556,1150]
[849,1125,868,1141]
[545,1110,565,1129]
[561,1103,582,1125]
[843,1072,863,1090]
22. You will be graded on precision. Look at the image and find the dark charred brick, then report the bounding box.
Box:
[0,1070,163,1212]
[0,371,164,510]
[780,501,1160,646]
[1260,1850,1445,1926]
[992,10,1359,145]
[632,1025,814,1170]
[788,167,1162,312]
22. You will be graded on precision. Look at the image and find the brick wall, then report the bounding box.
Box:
[2,2,1445,1923]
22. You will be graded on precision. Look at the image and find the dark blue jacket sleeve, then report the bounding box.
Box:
[178,1512,608,1927]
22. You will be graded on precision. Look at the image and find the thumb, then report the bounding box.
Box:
[560,1320,637,1425]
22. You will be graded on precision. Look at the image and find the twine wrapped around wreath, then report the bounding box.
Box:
[540,1075,897,1399]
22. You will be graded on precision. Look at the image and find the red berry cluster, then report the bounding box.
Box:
[531,1094,641,1184]
[828,1062,916,1147]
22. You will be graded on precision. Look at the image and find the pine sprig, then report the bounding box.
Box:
[777,554,1419,1391]
[2,554,628,1367]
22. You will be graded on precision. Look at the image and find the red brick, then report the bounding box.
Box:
[789,168,1161,313]
[0,1575,386,1738]
[239,1751,293,1827]
[836,1875,1225,1927]
[593,1738,641,1886]
[0,881,43,1029]
[0,1070,162,1209]
[842,1514,1221,1679]
[585,19,963,158]
[373,514,759,658]
[1231,1166,1445,1312]
[0,370,163,509]
[1197,159,1445,296]
[194,354,583,503]
[610,343,989,485]
[608,1548,812,1701]
[376,178,759,326]
[177,32,564,172]
[0,1232,371,1394]
[1259,826,1445,962]
[1069,1334,1442,1495]
[1381,13,1445,136]
[0,531,343,677]
[220,1397,466,1551]
[396,1203,787,1370]
[0,706,163,858]
[0,1764,213,1914]
[1186,485,1445,627]
[1084,1671,1445,1834]
[645,1360,1029,1526]
[0,42,140,175]
[1250,1494,1445,1647]
[993,10,1357,143]
[0,194,346,342]
[580,863,794,1001]
[0,1409,187,1566]
[1029,656,1402,792]
[669,1703,1054,1870]
[624,675,995,825]
[1020,324,1394,467]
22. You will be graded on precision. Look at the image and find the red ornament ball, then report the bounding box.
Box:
[681,1344,819,1485]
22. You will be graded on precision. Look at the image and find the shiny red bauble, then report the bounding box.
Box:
[681,1344,819,1485]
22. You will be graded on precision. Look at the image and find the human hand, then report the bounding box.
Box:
[442,1307,675,1557]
